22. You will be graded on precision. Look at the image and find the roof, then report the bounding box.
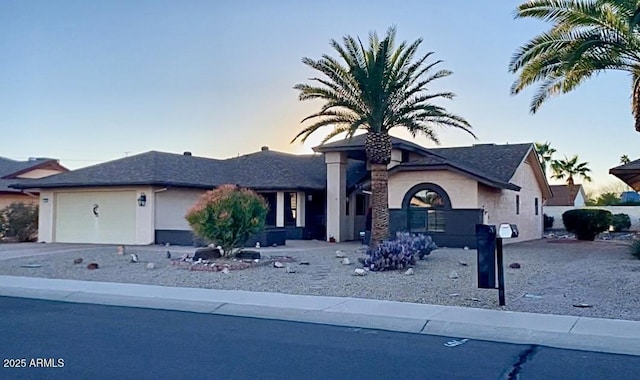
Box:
[610,159,640,191]
[0,157,66,193]
[12,150,367,191]
[313,134,430,160]
[546,184,583,206]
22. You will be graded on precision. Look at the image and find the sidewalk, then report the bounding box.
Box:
[1,275,639,356]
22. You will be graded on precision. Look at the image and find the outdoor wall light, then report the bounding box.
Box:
[137,193,147,207]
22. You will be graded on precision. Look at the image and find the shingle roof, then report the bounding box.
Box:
[546,184,583,206]
[0,157,63,193]
[12,150,367,191]
[610,158,640,191]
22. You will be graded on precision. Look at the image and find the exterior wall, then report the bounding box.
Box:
[37,186,155,245]
[16,169,64,179]
[388,170,478,209]
[574,191,586,207]
[0,193,38,209]
[544,205,640,231]
[478,160,543,244]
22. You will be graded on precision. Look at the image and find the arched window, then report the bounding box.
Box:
[402,184,451,233]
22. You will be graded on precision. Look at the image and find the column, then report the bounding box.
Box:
[326,152,347,242]
[276,191,285,227]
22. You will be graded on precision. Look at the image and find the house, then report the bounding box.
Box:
[545,185,586,207]
[12,136,551,248]
[0,157,68,210]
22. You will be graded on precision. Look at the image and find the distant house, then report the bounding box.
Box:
[12,136,551,248]
[0,157,68,209]
[546,185,586,207]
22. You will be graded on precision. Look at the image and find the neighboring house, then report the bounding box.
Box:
[545,185,586,207]
[13,137,551,248]
[0,157,68,210]
[542,184,586,229]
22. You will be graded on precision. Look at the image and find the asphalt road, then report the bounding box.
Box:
[0,296,638,380]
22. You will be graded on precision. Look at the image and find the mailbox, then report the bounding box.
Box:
[475,224,496,289]
[498,223,519,239]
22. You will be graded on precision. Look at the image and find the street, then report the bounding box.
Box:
[1,296,638,379]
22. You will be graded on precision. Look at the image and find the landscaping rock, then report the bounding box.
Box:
[458,260,468,266]
[146,263,155,269]
[87,263,99,270]
[273,261,284,268]
[194,247,222,261]
[448,270,459,279]
[166,251,171,259]
[573,303,593,308]
[117,245,125,255]
[299,261,310,265]
[236,250,261,260]
[222,268,230,274]
[335,250,346,258]
[509,263,521,269]
[286,266,296,273]
[341,258,351,265]
[130,253,138,263]
[405,268,414,275]
[73,258,83,265]
[354,268,367,276]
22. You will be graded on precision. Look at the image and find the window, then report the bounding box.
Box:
[534,197,539,216]
[355,194,367,216]
[516,195,520,215]
[285,192,297,226]
[427,210,445,232]
[408,188,447,232]
[260,192,277,226]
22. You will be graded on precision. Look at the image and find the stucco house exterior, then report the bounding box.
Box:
[12,136,551,248]
[0,157,68,209]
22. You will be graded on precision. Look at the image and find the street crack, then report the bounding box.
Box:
[504,345,539,380]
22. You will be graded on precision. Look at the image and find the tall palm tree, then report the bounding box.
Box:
[292,27,475,247]
[621,154,631,164]
[510,0,640,132]
[551,155,593,185]
[534,141,556,176]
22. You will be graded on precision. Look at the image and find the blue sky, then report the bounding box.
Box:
[0,0,636,189]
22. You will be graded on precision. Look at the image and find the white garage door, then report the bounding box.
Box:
[55,191,136,244]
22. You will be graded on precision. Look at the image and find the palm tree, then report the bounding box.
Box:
[621,154,631,164]
[551,155,593,185]
[534,141,556,176]
[510,0,640,132]
[292,27,475,247]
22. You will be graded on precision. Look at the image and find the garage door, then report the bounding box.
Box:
[55,191,136,244]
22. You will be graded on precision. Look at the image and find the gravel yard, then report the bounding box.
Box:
[0,239,638,321]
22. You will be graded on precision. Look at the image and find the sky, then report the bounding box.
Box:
[1,0,637,192]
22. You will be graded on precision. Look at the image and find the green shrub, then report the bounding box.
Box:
[631,239,640,260]
[185,185,268,257]
[562,209,612,241]
[543,214,554,230]
[0,202,39,242]
[611,213,631,232]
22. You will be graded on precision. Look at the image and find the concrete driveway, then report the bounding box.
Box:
[0,243,109,261]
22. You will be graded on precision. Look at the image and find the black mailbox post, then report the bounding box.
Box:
[475,224,496,289]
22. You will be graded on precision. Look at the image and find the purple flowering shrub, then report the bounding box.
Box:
[363,232,438,271]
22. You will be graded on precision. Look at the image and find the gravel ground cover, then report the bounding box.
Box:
[0,239,638,321]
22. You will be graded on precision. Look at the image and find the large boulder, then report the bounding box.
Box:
[235,250,261,260]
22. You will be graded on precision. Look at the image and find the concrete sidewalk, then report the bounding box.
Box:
[1,275,639,356]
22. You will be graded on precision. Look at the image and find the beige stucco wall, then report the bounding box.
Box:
[478,159,543,243]
[16,168,65,179]
[36,186,155,244]
[154,188,206,230]
[0,193,38,210]
[388,170,478,209]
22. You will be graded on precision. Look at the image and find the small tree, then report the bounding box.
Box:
[185,185,268,257]
[562,209,612,241]
[0,202,39,242]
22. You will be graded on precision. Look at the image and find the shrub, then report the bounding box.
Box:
[363,232,437,271]
[185,185,268,257]
[630,238,640,260]
[543,214,554,230]
[611,213,631,232]
[0,202,38,242]
[562,209,612,241]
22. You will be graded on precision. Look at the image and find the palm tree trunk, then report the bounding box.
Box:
[370,163,389,247]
